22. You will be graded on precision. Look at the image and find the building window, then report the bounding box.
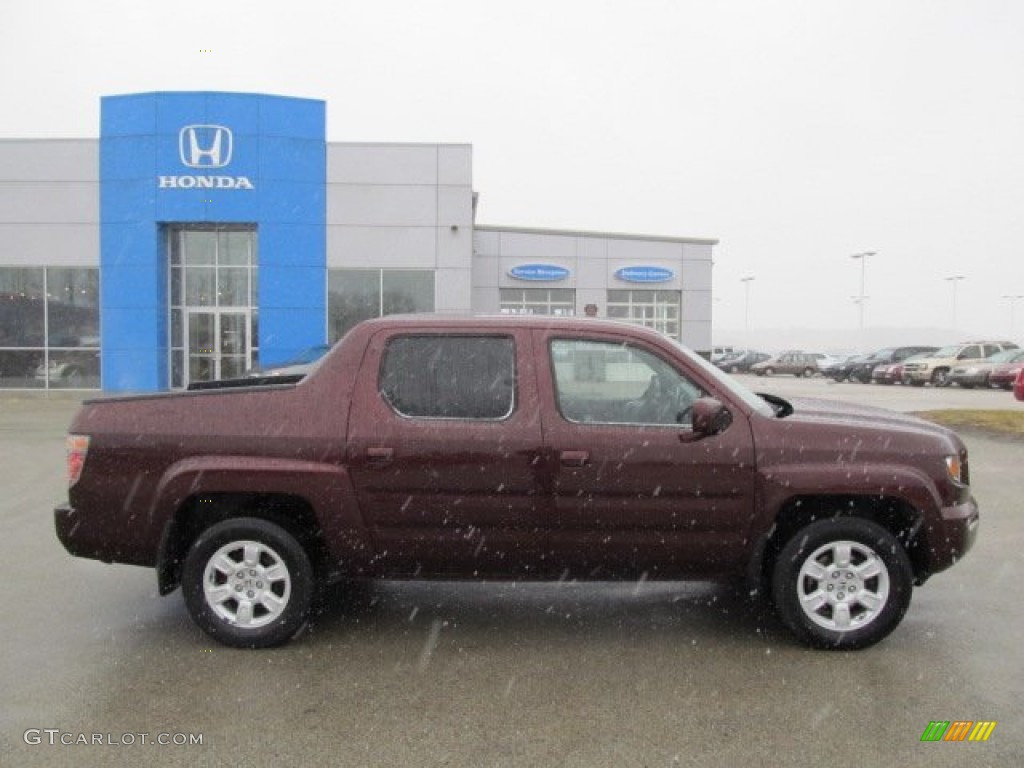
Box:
[606,290,681,339]
[0,266,99,389]
[499,288,575,316]
[328,269,434,342]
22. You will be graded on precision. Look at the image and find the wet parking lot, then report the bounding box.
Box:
[1,384,1022,767]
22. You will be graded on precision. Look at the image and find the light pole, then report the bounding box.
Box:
[740,276,755,344]
[850,251,875,350]
[945,275,966,336]
[1002,294,1024,339]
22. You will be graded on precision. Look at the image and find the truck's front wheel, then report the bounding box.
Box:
[182,517,314,648]
[771,518,913,649]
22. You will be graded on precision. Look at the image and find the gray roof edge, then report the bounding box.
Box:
[474,223,718,246]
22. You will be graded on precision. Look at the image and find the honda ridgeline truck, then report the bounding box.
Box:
[55,316,979,649]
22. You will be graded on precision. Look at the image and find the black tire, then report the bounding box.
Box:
[802,367,815,378]
[182,517,314,648]
[931,368,949,387]
[763,367,774,376]
[771,518,913,650]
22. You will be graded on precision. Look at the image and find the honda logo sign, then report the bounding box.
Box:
[179,125,233,169]
[159,124,254,190]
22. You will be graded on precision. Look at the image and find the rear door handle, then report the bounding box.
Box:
[367,446,394,462]
[560,450,590,467]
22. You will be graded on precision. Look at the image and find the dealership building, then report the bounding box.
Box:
[0,91,716,392]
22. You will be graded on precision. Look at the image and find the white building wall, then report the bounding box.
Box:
[325,143,474,312]
[0,140,99,267]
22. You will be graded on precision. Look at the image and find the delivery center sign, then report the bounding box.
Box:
[158,125,255,190]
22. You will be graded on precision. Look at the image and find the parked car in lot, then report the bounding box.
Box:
[710,345,736,364]
[948,349,1023,389]
[750,351,823,377]
[987,350,1024,390]
[822,353,867,382]
[847,346,938,384]
[715,350,770,373]
[871,351,931,386]
[902,341,1020,387]
[55,315,978,650]
[815,352,854,373]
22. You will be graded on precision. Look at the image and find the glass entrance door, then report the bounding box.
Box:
[168,225,258,388]
[186,309,251,384]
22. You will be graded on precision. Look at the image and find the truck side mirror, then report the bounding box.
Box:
[682,398,732,441]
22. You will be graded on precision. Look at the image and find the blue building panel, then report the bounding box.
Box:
[258,95,325,139]
[257,307,327,367]
[98,182,156,224]
[100,136,159,180]
[154,92,213,137]
[259,225,327,268]
[98,223,159,268]
[259,137,325,182]
[99,94,157,137]
[261,265,328,310]
[258,183,326,226]
[100,91,327,392]
[203,92,262,132]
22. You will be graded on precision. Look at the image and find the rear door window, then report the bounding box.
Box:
[379,335,516,420]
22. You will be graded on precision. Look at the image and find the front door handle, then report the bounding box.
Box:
[367,446,395,462]
[560,450,590,467]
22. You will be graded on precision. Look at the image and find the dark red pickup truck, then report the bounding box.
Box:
[55,315,978,649]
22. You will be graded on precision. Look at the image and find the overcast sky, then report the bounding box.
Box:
[2,0,1022,347]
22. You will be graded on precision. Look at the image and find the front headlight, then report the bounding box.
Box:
[945,454,968,487]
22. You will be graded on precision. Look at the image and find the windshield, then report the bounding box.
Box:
[933,345,959,357]
[672,341,776,417]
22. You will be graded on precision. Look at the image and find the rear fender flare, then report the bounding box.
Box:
[153,456,371,592]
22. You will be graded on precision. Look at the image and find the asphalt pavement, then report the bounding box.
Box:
[1,383,1021,767]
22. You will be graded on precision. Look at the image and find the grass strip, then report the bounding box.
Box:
[915,409,1024,438]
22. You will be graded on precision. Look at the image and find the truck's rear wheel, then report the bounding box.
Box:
[182,517,314,648]
[771,518,913,649]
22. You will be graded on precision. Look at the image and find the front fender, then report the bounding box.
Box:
[742,462,944,592]
[757,461,944,522]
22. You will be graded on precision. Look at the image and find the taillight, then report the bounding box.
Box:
[67,435,90,487]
